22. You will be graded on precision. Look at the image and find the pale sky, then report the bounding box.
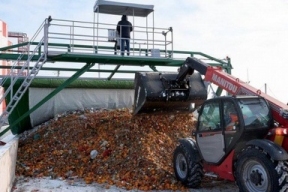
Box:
[1,0,288,103]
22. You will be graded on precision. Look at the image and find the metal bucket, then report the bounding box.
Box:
[133,72,207,115]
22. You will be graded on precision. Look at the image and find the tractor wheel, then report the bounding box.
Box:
[235,146,288,192]
[173,143,203,188]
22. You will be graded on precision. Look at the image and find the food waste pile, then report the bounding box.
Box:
[16,108,201,191]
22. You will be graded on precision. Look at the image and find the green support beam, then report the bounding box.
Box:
[0,54,41,61]
[107,65,121,80]
[0,66,151,74]
[2,78,134,89]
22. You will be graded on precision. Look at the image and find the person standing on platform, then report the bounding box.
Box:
[117,15,133,56]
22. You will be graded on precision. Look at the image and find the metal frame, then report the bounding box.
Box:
[0,15,233,136]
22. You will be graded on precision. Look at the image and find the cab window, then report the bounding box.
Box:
[223,101,240,131]
[238,98,271,129]
[198,102,220,131]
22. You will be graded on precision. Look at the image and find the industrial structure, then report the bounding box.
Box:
[0,1,232,137]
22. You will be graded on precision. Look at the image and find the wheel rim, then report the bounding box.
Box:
[175,153,188,179]
[242,159,269,191]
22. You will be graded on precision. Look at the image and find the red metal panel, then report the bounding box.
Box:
[203,150,235,181]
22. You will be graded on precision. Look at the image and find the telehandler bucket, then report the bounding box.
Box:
[133,72,207,115]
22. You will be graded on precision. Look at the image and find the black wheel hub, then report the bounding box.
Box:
[250,170,263,186]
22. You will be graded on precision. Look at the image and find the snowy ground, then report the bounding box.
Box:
[12,176,239,192]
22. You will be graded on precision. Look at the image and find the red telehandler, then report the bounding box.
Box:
[133,57,288,192]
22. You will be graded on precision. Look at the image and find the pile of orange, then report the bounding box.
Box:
[16,108,197,191]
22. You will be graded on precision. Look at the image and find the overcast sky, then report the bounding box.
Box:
[1,0,288,103]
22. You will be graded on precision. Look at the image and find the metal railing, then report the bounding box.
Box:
[46,18,173,57]
[0,17,232,79]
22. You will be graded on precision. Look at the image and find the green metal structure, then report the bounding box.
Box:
[0,13,232,136]
[0,42,232,72]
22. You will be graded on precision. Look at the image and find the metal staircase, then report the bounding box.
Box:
[0,18,50,130]
[0,39,47,128]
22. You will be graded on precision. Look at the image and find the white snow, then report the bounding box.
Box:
[12,176,239,192]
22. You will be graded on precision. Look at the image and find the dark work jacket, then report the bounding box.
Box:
[117,19,133,38]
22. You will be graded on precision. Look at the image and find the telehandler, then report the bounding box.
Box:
[133,57,288,192]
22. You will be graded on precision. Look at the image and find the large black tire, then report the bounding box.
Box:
[173,143,203,188]
[235,146,288,192]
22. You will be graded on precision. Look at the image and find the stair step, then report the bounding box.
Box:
[30,70,38,74]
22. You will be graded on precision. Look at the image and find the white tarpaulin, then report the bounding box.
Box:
[94,0,154,17]
[29,88,134,127]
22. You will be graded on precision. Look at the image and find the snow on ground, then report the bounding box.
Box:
[12,176,239,192]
